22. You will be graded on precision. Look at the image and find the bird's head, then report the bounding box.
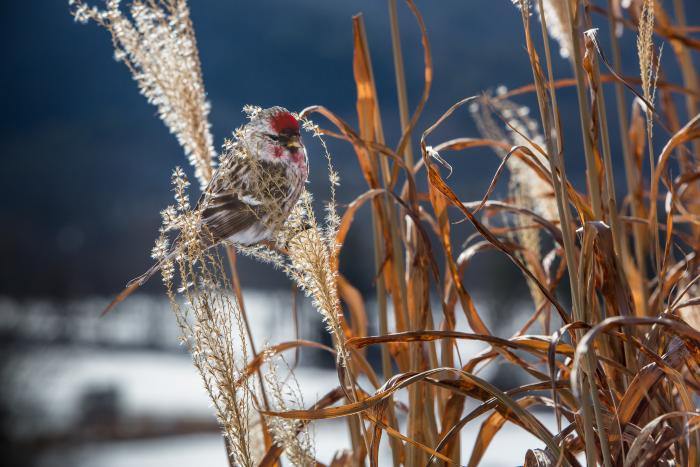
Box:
[243,106,307,169]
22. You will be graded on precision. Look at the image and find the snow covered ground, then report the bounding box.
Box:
[42,421,558,467]
[26,348,557,466]
[2,293,557,466]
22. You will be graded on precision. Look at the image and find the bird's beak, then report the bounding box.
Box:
[285,136,302,150]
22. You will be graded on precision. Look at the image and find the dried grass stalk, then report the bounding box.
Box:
[637,0,664,276]
[154,168,259,466]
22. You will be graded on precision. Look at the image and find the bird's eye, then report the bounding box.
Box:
[265,133,280,142]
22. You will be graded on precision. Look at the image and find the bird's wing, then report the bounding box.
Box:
[200,190,262,242]
[198,156,265,242]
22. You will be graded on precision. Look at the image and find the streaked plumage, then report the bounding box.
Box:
[198,147,306,247]
[104,107,308,313]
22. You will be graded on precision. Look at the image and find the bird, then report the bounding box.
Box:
[103,106,308,314]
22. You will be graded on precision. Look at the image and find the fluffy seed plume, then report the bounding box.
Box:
[637,0,662,133]
[536,0,575,58]
[512,0,575,58]
[471,94,557,221]
[471,93,557,314]
[69,0,216,188]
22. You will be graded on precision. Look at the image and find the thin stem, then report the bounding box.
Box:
[563,0,603,219]
[388,2,438,464]
[389,0,415,168]
[585,32,623,262]
[355,15,408,463]
[533,0,580,323]
[225,247,273,440]
[672,0,700,161]
[606,0,649,317]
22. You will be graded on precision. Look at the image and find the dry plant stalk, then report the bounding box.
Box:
[154,167,320,466]
[73,0,700,466]
[155,168,260,466]
[70,1,342,464]
[637,0,664,277]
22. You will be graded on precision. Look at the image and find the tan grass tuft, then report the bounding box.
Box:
[637,0,662,133]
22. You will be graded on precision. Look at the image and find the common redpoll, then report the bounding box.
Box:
[104,106,308,313]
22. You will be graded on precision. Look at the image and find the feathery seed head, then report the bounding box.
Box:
[536,0,575,59]
[69,0,216,189]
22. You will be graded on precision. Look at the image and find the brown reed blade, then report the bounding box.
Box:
[347,330,575,356]
[236,340,335,386]
[468,396,544,467]
[422,142,570,324]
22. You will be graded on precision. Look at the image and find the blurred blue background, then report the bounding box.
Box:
[1,0,580,298]
[1,1,698,466]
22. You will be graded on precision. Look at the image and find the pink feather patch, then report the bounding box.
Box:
[270,111,300,134]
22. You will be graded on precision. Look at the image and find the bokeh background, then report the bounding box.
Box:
[2,1,698,466]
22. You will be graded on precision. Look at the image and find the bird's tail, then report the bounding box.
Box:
[100,260,164,316]
[100,231,223,316]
